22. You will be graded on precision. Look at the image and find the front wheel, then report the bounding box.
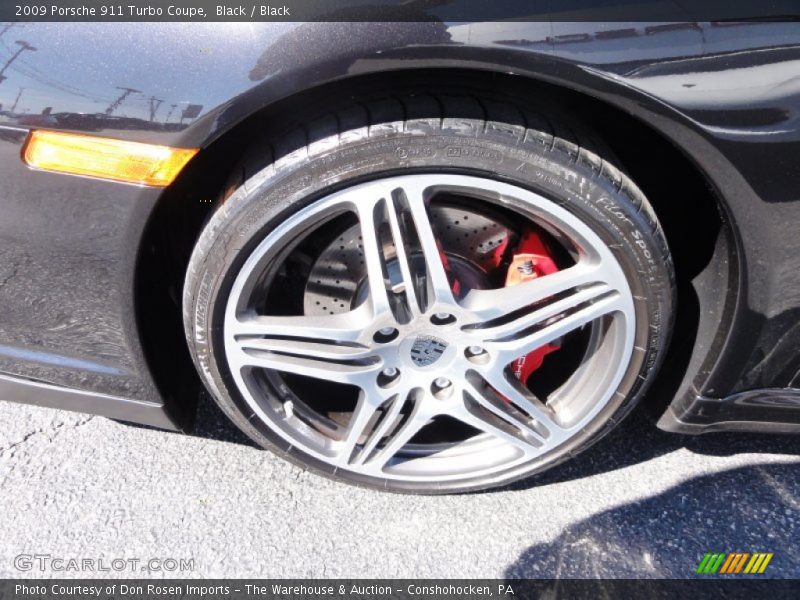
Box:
[183,96,675,493]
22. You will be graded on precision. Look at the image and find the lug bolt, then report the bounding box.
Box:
[466,345,490,364]
[432,376,454,399]
[430,312,456,325]
[373,327,399,343]
[378,367,400,388]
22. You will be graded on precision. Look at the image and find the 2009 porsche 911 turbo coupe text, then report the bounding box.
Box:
[1,15,799,492]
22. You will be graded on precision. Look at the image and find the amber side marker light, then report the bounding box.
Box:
[23,130,198,187]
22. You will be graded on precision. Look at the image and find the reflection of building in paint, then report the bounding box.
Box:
[180,104,203,123]
[450,21,798,68]
[447,21,800,139]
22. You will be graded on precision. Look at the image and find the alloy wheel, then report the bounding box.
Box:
[223,174,635,484]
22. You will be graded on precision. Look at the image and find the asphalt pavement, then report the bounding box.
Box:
[0,393,798,578]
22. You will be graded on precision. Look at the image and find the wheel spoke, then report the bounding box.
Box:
[464,280,612,340]
[228,308,380,385]
[387,183,457,309]
[456,386,544,458]
[229,306,368,343]
[461,372,554,447]
[484,289,627,364]
[233,347,381,385]
[237,337,374,361]
[461,260,608,320]
[333,390,387,466]
[340,390,405,466]
[358,388,432,469]
[469,369,565,440]
[355,198,394,318]
[382,192,423,317]
[354,183,458,320]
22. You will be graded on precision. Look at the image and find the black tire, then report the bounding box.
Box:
[183,94,675,494]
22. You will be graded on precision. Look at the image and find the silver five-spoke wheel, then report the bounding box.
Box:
[223,175,635,483]
[184,97,673,493]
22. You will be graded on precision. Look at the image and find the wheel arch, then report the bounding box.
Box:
[134,65,739,431]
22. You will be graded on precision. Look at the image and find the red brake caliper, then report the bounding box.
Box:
[439,227,560,387]
[503,229,560,385]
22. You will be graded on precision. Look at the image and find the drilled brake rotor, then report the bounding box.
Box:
[303,204,517,316]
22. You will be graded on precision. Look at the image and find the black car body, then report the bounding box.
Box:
[1,16,799,491]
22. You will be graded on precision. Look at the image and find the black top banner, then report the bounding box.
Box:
[2,0,800,22]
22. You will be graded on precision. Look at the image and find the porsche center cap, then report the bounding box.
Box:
[410,335,448,367]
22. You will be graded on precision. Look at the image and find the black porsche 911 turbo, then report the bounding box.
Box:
[0,13,799,493]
